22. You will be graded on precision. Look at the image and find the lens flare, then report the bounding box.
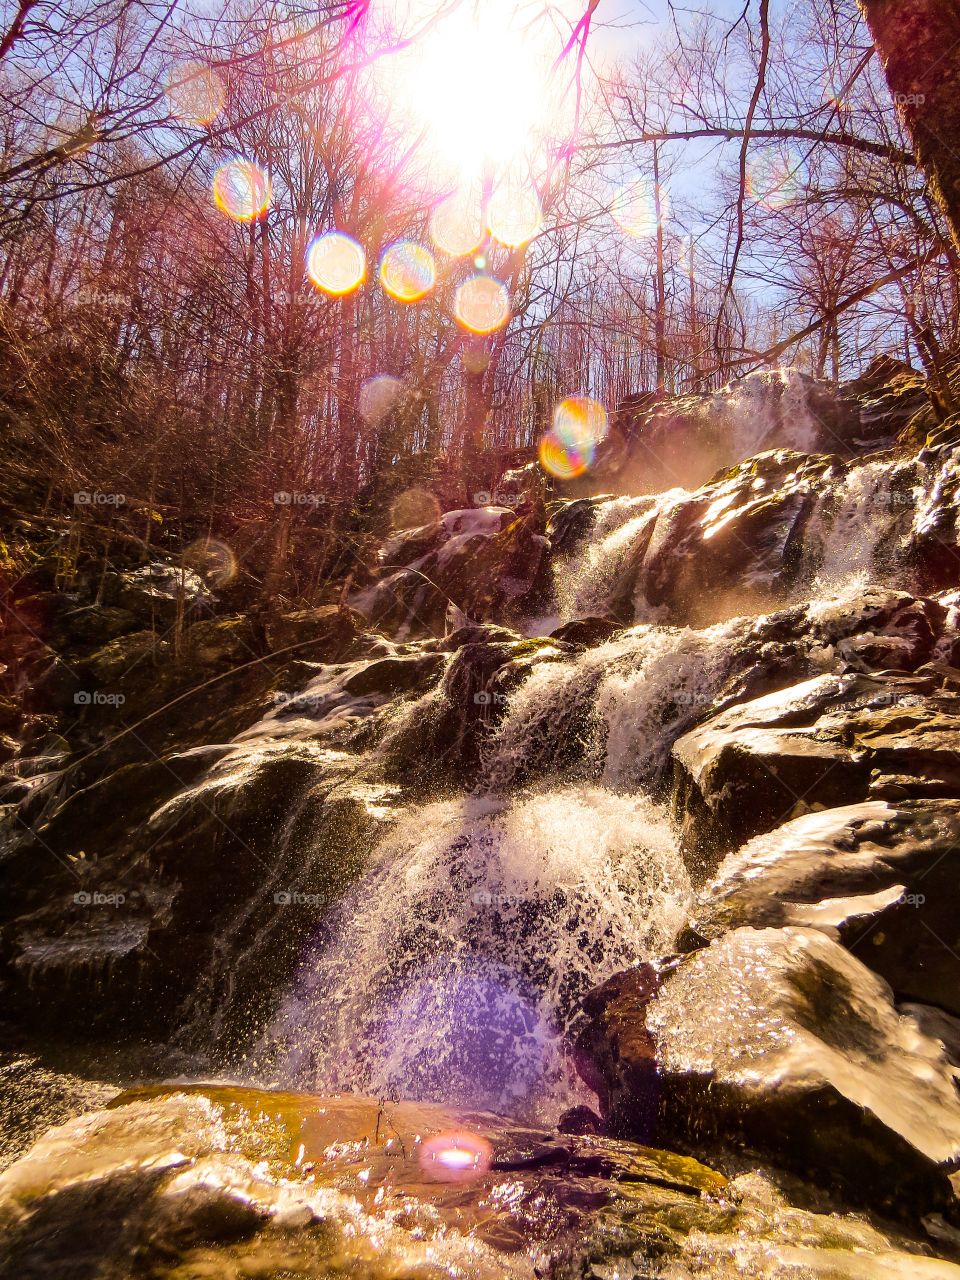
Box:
[538,430,591,480]
[165,60,226,125]
[430,188,484,257]
[747,152,802,210]
[359,374,404,424]
[539,396,607,481]
[307,232,366,296]
[487,181,542,247]
[391,488,442,530]
[419,1132,492,1183]
[379,241,436,302]
[554,395,609,451]
[454,275,509,334]
[611,178,668,239]
[183,538,237,588]
[213,160,270,221]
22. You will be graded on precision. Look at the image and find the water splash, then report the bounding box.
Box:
[724,366,822,459]
[265,787,689,1121]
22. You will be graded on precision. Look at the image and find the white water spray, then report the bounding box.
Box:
[267,787,689,1120]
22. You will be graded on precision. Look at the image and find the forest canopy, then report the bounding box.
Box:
[1,0,955,595]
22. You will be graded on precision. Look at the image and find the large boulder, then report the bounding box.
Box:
[637,450,837,622]
[576,926,960,1217]
[0,1084,731,1278]
[671,671,960,874]
[355,508,551,638]
[693,800,960,1016]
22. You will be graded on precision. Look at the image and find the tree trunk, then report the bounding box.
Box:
[858,0,960,248]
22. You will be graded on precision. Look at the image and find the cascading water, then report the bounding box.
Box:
[255,450,924,1123]
[265,787,689,1120]
[552,493,663,622]
[809,458,906,589]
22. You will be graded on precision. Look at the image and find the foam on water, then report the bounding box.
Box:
[266,787,689,1121]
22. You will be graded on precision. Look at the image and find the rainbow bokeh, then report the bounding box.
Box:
[454,274,509,334]
[165,60,226,125]
[359,373,404,423]
[379,241,436,302]
[538,395,609,480]
[307,231,366,296]
[487,181,542,247]
[212,159,270,221]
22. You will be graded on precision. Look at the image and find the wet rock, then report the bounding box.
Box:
[182,615,258,666]
[52,604,140,649]
[671,671,960,873]
[904,1004,960,1070]
[342,652,446,697]
[694,800,960,1015]
[638,450,839,623]
[377,634,571,786]
[356,508,551,638]
[549,616,623,647]
[912,420,960,591]
[842,355,933,445]
[496,460,547,508]
[546,495,608,558]
[576,925,960,1217]
[0,1085,732,1279]
[262,604,364,660]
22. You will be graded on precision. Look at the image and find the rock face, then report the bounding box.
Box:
[354,506,551,637]
[671,671,960,874]
[693,801,960,1016]
[637,449,836,621]
[576,926,960,1217]
[0,1084,731,1279]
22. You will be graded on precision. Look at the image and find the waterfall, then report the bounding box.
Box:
[552,494,657,622]
[484,618,749,793]
[265,787,689,1121]
[725,366,822,458]
[809,459,902,589]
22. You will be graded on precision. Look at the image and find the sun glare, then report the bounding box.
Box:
[375,1,571,181]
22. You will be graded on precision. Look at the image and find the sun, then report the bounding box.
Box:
[373,1,575,180]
